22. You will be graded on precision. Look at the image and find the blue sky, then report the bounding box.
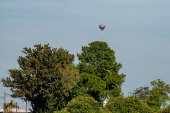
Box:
[0,0,170,110]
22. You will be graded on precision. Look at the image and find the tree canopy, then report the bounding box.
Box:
[146,79,170,111]
[1,44,79,112]
[77,41,126,101]
[155,104,170,113]
[130,86,150,101]
[130,79,170,111]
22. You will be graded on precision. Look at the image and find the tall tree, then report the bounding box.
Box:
[1,44,79,113]
[77,41,126,101]
[146,79,170,111]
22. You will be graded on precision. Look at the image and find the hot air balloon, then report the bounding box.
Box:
[99,24,106,34]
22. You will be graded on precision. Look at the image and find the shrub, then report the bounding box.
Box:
[53,111,69,113]
[104,96,154,113]
[66,96,102,113]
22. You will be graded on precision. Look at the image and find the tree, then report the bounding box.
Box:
[155,104,170,113]
[3,100,19,113]
[1,44,79,113]
[3,103,10,113]
[130,86,150,101]
[104,96,154,113]
[77,41,126,101]
[146,79,170,111]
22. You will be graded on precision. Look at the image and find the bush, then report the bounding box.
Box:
[53,111,69,113]
[104,96,154,113]
[66,96,102,113]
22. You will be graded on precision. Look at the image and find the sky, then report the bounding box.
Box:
[0,0,170,110]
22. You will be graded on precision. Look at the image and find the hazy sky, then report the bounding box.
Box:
[0,0,170,110]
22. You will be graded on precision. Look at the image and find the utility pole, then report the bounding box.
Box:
[26,100,27,113]
[16,102,17,113]
[4,92,6,103]
[4,92,6,113]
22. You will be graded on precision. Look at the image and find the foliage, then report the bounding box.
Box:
[77,41,126,101]
[1,44,79,113]
[104,96,154,113]
[155,104,170,113]
[130,86,150,101]
[53,107,69,113]
[66,76,90,102]
[53,110,69,113]
[146,79,170,111]
[66,96,102,113]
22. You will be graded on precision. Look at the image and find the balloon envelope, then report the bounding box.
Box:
[99,24,106,31]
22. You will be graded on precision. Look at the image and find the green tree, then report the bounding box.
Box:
[1,44,79,113]
[104,96,154,113]
[130,86,150,101]
[155,104,170,113]
[3,100,19,113]
[146,79,170,111]
[77,41,126,101]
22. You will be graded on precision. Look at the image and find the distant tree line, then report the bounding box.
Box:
[1,41,170,113]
